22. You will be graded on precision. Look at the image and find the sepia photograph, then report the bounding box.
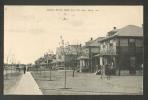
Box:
[4,6,143,95]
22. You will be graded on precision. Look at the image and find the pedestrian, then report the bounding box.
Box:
[95,64,98,75]
[23,66,26,74]
[95,64,101,75]
[72,67,75,77]
[106,64,111,80]
[100,65,104,79]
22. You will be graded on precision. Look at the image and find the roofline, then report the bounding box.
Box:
[85,37,105,43]
[99,35,118,42]
[99,35,143,42]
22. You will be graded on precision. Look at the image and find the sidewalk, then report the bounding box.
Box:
[9,72,43,95]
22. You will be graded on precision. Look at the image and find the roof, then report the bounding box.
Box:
[100,25,143,42]
[115,25,143,37]
[85,37,105,47]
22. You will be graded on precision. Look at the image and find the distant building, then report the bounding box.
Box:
[99,25,143,75]
[56,44,81,70]
[34,53,56,69]
[56,46,65,69]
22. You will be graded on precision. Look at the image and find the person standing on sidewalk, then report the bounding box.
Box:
[23,66,26,74]
[106,64,111,80]
[72,66,75,77]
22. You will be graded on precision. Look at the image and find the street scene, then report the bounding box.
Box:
[4,6,143,95]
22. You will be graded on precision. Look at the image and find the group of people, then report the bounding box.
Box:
[96,63,114,80]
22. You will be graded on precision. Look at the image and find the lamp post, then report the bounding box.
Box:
[49,50,53,81]
[49,57,52,81]
[60,36,67,89]
[46,50,53,81]
[64,53,66,89]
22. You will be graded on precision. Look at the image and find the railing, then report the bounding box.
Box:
[100,47,117,55]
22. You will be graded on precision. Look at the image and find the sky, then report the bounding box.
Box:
[4,6,143,64]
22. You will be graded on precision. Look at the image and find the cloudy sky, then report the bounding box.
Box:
[4,6,143,64]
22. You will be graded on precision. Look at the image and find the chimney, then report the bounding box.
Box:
[91,37,93,41]
[113,27,116,30]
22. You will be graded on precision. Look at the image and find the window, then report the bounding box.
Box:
[129,39,135,47]
[129,38,135,42]
[109,43,113,47]
[120,38,128,46]
[136,39,143,47]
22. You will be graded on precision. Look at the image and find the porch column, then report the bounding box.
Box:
[80,60,82,72]
[100,56,103,66]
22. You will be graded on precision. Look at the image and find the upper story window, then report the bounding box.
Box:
[120,38,128,46]
[136,39,143,47]
[129,38,135,47]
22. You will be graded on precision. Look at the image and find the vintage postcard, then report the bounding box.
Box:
[4,6,143,95]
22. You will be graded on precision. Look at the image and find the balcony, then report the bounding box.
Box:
[100,47,117,56]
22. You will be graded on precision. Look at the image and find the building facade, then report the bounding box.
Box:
[99,25,143,75]
[78,37,104,72]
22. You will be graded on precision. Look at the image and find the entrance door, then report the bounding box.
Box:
[130,57,136,74]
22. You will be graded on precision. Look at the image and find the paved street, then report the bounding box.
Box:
[5,72,43,95]
[31,70,143,95]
